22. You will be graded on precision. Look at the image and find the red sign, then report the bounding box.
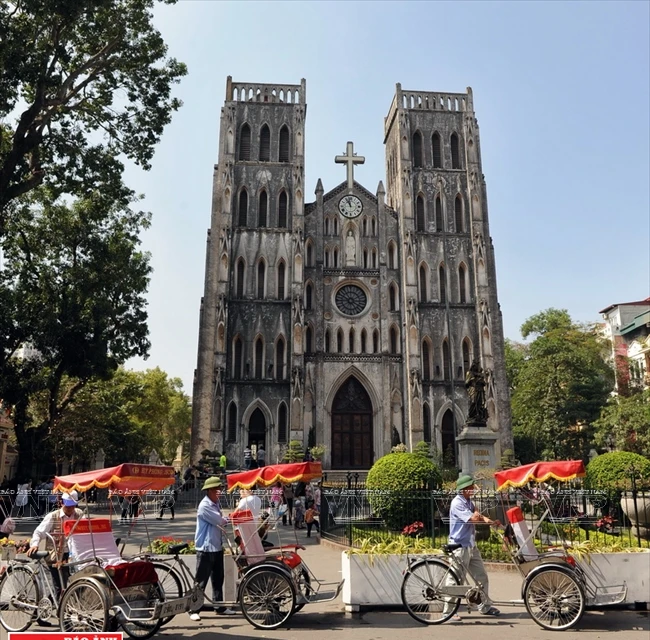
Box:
[9,634,123,640]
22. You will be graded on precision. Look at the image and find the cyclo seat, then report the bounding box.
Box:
[168,542,188,555]
[442,543,462,554]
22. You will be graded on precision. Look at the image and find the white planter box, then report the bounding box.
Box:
[578,551,650,605]
[341,552,410,611]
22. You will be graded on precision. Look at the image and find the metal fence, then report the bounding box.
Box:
[320,487,650,561]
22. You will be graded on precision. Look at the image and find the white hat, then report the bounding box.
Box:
[61,491,79,506]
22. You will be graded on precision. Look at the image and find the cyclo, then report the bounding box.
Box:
[401,460,629,631]
[149,461,343,630]
[0,463,201,637]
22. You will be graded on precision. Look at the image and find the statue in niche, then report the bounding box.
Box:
[345,230,356,266]
[391,426,401,447]
[465,360,488,425]
[291,366,303,398]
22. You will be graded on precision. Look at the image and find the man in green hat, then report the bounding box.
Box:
[446,474,501,620]
[189,476,236,621]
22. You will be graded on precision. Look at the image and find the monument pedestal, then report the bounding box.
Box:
[457,426,499,479]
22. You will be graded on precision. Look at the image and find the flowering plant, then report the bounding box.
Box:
[401,521,424,538]
[595,515,616,533]
[147,536,196,555]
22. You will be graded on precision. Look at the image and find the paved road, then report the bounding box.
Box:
[2,507,648,640]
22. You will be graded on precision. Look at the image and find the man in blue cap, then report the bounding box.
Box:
[447,474,501,620]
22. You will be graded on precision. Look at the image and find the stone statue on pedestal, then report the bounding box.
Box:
[465,360,488,426]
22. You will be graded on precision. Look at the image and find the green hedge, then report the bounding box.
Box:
[586,451,650,490]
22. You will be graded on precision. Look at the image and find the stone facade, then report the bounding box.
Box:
[191,77,513,470]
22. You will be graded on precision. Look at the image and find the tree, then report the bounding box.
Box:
[593,389,650,458]
[0,190,151,477]
[0,0,186,226]
[508,309,614,462]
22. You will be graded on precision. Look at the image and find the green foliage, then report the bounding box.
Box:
[414,441,433,459]
[391,443,407,453]
[310,444,325,461]
[283,440,303,463]
[148,537,196,555]
[593,390,650,458]
[366,453,442,530]
[0,0,187,221]
[507,308,614,461]
[585,451,650,490]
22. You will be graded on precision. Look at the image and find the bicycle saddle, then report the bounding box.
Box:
[169,542,189,555]
[441,543,462,554]
[15,551,50,562]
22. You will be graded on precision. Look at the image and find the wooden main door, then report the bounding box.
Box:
[331,377,373,469]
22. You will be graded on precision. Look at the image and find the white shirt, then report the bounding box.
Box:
[236,494,262,520]
[30,507,83,553]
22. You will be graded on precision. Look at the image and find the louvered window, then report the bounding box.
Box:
[239,124,251,161]
[233,338,243,379]
[455,195,463,232]
[275,339,285,380]
[258,191,267,227]
[277,262,285,299]
[306,283,312,310]
[236,260,245,298]
[390,327,399,354]
[423,404,431,443]
[278,403,287,443]
[413,132,423,167]
[443,340,451,380]
[416,195,425,231]
[227,403,237,442]
[279,126,290,162]
[306,326,313,353]
[462,340,471,375]
[238,190,248,227]
[422,341,431,380]
[451,133,461,169]
[459,265,467,303]
[255,338,264,378]
[389,285,397,311]
[435,196,443,232]
[432,133,442,168]
[259,125,270,161]
[439,265,447,304]
[278,191,288,227]
[257,262,265,298]
[419,265,427,302]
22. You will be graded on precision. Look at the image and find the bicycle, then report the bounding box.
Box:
[0,549,60,632]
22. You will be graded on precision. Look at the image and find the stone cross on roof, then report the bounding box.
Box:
[335,141,365,190]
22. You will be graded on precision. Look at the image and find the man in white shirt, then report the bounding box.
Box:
[28,490,83,595]
[234,488,262,520]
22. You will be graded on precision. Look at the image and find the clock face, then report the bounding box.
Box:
[335,285,368,316]
[338,195,363,218]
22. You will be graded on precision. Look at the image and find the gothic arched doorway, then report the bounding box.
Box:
[441,409,457,468]
[331,377,373,469]
[248,408,266,451]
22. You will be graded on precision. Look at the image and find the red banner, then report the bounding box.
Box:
[495,460,586,490]
[63,518,113,534]
[227,462,322,491]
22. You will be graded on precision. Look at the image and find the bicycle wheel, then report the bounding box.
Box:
[0,565,40,632]
[239,566,296,630]
[401,558,461,625]
[293,566,311,613]
[151,562,184,626]
[59,579,109,633]
[524,566,585,631]
[119,583,163,639]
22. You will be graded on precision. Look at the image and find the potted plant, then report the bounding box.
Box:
[586,451,650,538]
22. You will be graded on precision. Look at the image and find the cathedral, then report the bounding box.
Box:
[191,77,512,471]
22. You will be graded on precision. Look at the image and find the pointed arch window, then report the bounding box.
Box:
[361,329,368,353]
[372,217,377,235]
[390,326,399,354]
[419,265,428,302]
[455,195,463,232]
[277,261,286,299]
[462,339,471,376]
[305,283,313,310]
[435,195,443,232]
[459,264,467,303]
[363,249,368,269]
[443,340,451,381]
[333,247,339,268]
[363,218,368,236]
[306,242,313,267]
[416,194,426,231]
[227,403,237,442]
[258,190,268,227]
[389,283,397,311]
[278,191,288,227]
[239,124,251,160]
[373,329,379,353]
[333,217,339,235]
[325,329,331,353]
[337,329,344,352]
[324,218,330,235]
[388,242,396,269]
[306,325,313,353]
[236,259,245,298]
[422,340,431,380]
[423,403,431,443]
[413,131,423,168]
[275,338,285,380]
[432,132,442,168]
[279,126,290,162]
[324,249,330,268]
[349,328,355,353]
[238,189,248,227]
[259,124,270,161]
[233,337,243,379]
[278,403,287,443]
[254,337,264,378]
[451,132,461,169]
[372,248,377,268]
[257,261,265,298]
[439,265,447,304]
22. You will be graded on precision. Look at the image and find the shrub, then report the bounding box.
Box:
[586,451,650,491]
[413,441,433,459]
[310,444,325,461]
[283,440,303,463]
[366,452,442,530]
[148,537,196,555]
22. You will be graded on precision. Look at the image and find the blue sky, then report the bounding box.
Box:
[125,0,650,394]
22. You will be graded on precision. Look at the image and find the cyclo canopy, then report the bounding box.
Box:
[53,463,175,494]
[494,460,586,491]
[227,461,322,491]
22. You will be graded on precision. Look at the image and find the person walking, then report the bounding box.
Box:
[15,479,31,518]
[282,483,294,526]
[219,452,227,474]
[190,476,235,621]
[256,445,266,468]
[156,485,178,521]
[305,502,320,537]
[445,474,501,621]
[243,445,252,470]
